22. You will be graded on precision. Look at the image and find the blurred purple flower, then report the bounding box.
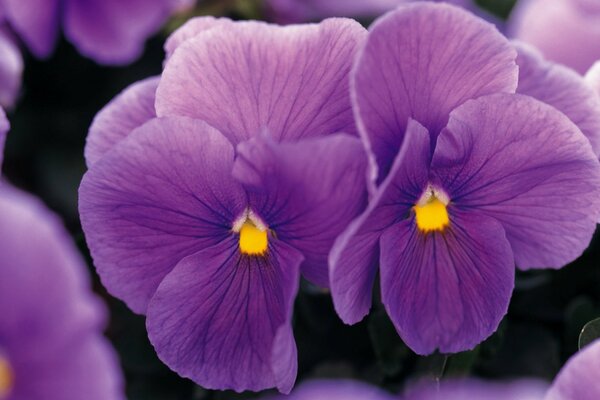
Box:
[329,3,600,355]
[79,18,369,393]
[0,30,22,108]
[508,0,600,74]
[272,379,396,400]
[0,183,124,399]
[0,107,7,167]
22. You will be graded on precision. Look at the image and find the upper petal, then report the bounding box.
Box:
[64,0,185,64]
[329,119,430,324]
[79,117,246,314]
[146,237,303,393]
[380,210,514,355]
[156,18,366,145]
[85,76,159,167]
[515,41,600,158]
[352,2,517,180]
[232,134,368,287]
[2,0,60,57]
[163,16,233,60]
[545,339,600,400]
[431,93,600,269]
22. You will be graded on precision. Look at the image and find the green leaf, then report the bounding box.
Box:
[579,317,600,350]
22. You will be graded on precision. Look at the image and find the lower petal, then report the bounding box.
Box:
[379,210,514,355]
[146,237,303,393]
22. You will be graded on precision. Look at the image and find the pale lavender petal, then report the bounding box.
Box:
[156,18,365,145]
[64,0,186,65]
[329,119,430,324]
[509,0,600,74]
[79,117,246,314]
[164,16,232,60]
[0,31,23,108]
[380,210,514,355]
[0,185,124,400]
[431,94,600,269]
[585,61,600,95]
[2,0,60,58]
[545,339,600,400]
[279,379,395,400]
[515,41,600,157]
[232,134,368,287]
[85,76,159,167]
[353,2,517,180]
[146,237,303,393]
[404,379,548,400]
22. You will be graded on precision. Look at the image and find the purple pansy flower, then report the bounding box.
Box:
[508,0,600,74]
[0,138,124,399]
[79,18,368,393]
[329,3,600,355]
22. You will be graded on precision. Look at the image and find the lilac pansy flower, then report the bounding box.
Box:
[329,3,600,355]
[508,0,600,74]
[0,127,124,400]
[79,18,369,392]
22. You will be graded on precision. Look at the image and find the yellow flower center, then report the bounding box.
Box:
[0,355,13,399]
[414,197,449,233]
[239,221,268,255]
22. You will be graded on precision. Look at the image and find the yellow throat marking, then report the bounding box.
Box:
[0,355,13,398]
[239,221,268,255]
[414,197,449,233]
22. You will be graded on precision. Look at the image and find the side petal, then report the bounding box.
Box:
[515,41,600,157]
[232,134,368,287]
[0,31,23,108]
[352,2,517,180]
[329,119,430,324]
[146,237,303,393]
[64,0,184,64]
[156,18,366,145]
[380,210,514,355]
[545,339,600,400]
[85,76,159,167]
[2,0,60,58]
[164,16,232,60]
[79,117,246,314]
[431,94,600,269]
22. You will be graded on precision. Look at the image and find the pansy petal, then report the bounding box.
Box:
[64,0,184,64]
[353,2,517,179]
[515,41,600,157]
[156,18,366,145]
[404,379,548,400]
[380,210,514,355]
[164,16,232,60]
[147,237,303,393]
[85,77,158,167]
[79,117,246,314]
[282,379,395,400]
[330,119,430,324]
[431,94,600,269]
[2,0,60,57]
[0,106,8,168]
[232,134,368,287]
[545,339,600,400]
[585,61,600,95]
[0,31,23,108]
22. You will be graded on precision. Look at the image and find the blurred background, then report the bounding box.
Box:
[4,0,600,399]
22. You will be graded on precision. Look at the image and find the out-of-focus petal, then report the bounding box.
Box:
[0,31,23,108]
[432,94,600,269]
[380,210,513,355]
[545,339,600,400]
[79,117,246,314]
[404,379,547,400]
[156,18,366,145]
[164,16,232,60]
[509,0,600,74]
[85,76,159,167]
[64,0,186,65]
[267,0,404,23]
[2,0,60,58]
[515,41,600,157]
[329,119,430,324]
[585,61,600,95]
[0,185,124,400]
[232,134,368,287]
[353,3,517,180]
[280,379,395,400]
[0,106,8,168]
[146,237,303,393]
